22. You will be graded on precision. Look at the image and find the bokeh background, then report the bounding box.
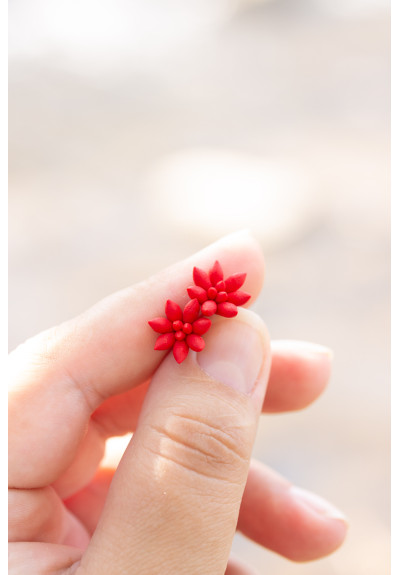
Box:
[9,0,390,573]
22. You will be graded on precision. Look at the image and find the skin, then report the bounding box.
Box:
[8,232,347,574]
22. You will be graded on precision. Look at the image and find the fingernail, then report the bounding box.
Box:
[290,486,348,523]
[197,314,265,395]
[272,340,334,359]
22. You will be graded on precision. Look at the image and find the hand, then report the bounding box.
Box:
[8,232,347,575]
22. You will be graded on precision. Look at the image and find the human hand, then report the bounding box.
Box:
[8,232,348,574]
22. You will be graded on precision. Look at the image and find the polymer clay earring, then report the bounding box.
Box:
[187,260,251,318]
[148,261,251,364]
[148,299,212,364]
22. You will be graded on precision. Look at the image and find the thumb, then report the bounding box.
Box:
[80,309,270,575]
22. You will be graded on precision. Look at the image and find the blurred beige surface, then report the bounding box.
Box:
[9,0,390,573]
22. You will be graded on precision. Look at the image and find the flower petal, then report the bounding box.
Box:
[201,300,218,316]
[193,266,212,290]
[183,298,200,323]
[165,300,182,322]
[215,291,228,303]
[148,317,173,334]
[173,341,189,363]
[217,302,238,318]
[186,334,205,352]
[192,317,212,335]
[224,272,246,293]
[187,285,208,304]
[209,260,224,286]
[227,290,251,306]
[154,332,175,350]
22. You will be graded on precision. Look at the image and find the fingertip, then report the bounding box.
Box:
[271,339,333,361]
[238,461,348,563]
[285,486,348,562]
[264,340,333,413]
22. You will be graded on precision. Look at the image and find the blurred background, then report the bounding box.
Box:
[8,0,390,573]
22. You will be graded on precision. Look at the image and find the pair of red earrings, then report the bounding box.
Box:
[148,260,251,364]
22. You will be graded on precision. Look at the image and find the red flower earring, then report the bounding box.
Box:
[187,260,251,318]
[148,261,250,363]
[148,299,212,364]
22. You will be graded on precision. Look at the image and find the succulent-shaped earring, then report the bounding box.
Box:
[149,261,250,363]
[187,260,251,317]
[148,299,212,364]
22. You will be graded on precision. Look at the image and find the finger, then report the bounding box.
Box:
[52,384,148,500]
[64,457,348,563]
[90,339,332,436]
[79,310,271,575]
[57,341,331,498]
[8,542,82,575]
[8,231,265,490]
[8,486,90,549]
[237,460,348,562]
[263,340,332,412]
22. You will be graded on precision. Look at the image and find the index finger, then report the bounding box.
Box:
[8,231,265,488]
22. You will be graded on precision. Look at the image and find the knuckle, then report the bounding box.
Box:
[145,405,253,485]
